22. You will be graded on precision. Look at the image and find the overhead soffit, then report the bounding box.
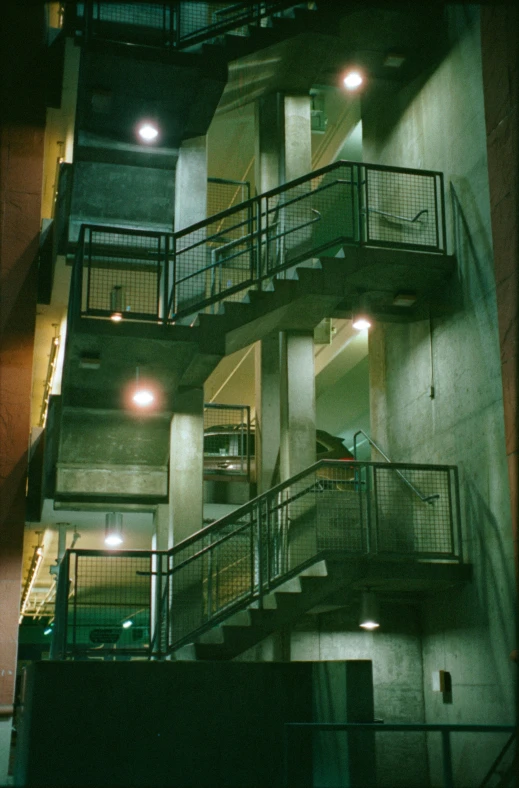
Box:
[217,5,446,115]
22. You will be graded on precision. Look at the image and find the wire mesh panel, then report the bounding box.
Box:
[207,178,250,227]
[204,403,252,479]
[167,516,255,649]
[170,203,256,319]
[82,227,166,320]
[362,165,444,252]
[262,162,357,276]
[373,465,456,557]
[67,551,152,658]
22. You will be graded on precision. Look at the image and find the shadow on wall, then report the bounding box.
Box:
[450,183,495,314]
[464,479,515,709]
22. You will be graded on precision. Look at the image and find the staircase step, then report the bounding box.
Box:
[299,559,328,578]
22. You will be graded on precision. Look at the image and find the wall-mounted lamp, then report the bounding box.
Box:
[105,512,123,547]
[359,590,380,630]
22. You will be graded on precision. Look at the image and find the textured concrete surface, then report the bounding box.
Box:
[363,5,515,783]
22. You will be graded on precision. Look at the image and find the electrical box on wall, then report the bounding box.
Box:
[432,670,451,692]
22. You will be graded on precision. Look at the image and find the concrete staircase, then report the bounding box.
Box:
[173,558,337,660]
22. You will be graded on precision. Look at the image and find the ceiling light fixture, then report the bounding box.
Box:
[359,590,380,630]
[122,619,133,629]
[352,314,372,331]
[343,71,364,91]
[138,122,159,143]
[132,366,155,408]
[105,512,123,547]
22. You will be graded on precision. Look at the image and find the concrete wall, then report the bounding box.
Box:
[238,603,429,788]
[362,5,515,782]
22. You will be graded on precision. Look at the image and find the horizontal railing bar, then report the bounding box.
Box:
[165,459,457,557]
[285,723,516,733]
[167,520,255,576]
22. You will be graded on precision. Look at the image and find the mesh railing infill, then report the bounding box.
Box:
[68,551,152,657]
[203,403,252,478]
[54,461,460,659]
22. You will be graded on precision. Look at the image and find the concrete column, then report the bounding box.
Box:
[254,92,285,194]
[169,387,204,544]
[173,135,208,317]
[174,135,208,232]
[255,334,282,493]
[280,331,316,481]
[283,94,312,183]
[152,503,172,551]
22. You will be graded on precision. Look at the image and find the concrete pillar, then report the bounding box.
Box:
[255,334,282,493]
[174,135,208,232]
[283,94,312,183]
[280,331,316,481]
[152,503,172,551]
[173,135,208,317]
[255,92,285,194]
[169,387,204,544]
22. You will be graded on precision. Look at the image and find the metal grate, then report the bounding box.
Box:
[81,227,168,320]
[68,551,152,658]
[204,403,252,479]
[363,165,443,251]
[71,161,446,326]
[373,465,454,557]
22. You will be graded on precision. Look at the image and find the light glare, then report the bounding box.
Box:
[105,533,123,547]
[133,389,154,407]
[343,71,363,90]
[138,123,159,142]
[352,317,371,330]
[110,312,123,323]
[122,620,133,629]
[360,621,380,630]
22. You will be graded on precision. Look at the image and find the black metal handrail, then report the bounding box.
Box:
[52,459,462,661]
[67,1,309,50]
[71,159,446,326]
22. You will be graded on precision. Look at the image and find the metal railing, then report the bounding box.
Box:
[203,402,252,480]
[66,2,309,50]
[353,428,440,504]
[51,459,461,661]
[69,160,446,326]
[283,723,517,788]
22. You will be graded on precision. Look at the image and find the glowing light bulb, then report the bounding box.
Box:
[138,123,159,142]
[360,620,380,631]
[133,389,154,407]
[104,533,123,547]
[352,317,371,330]
[122,620,133,629]
[343,71,363,90]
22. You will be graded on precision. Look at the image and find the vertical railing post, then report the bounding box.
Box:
[50,549,70,660]
[169,232,176,322]
[366,464,374,553]
[85,226,93,316]
[152,551,163,658]
[207,536,213,621]
[256,195,263,286]
[257,501,264,608]
[453,466,463,563]
[441,730,454,788]
[172,1,180,48]
[439,172,447,253]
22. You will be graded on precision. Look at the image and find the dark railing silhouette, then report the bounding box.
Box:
[66,1,311,50]
[51,459,461,661]
[69,160,446,326]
